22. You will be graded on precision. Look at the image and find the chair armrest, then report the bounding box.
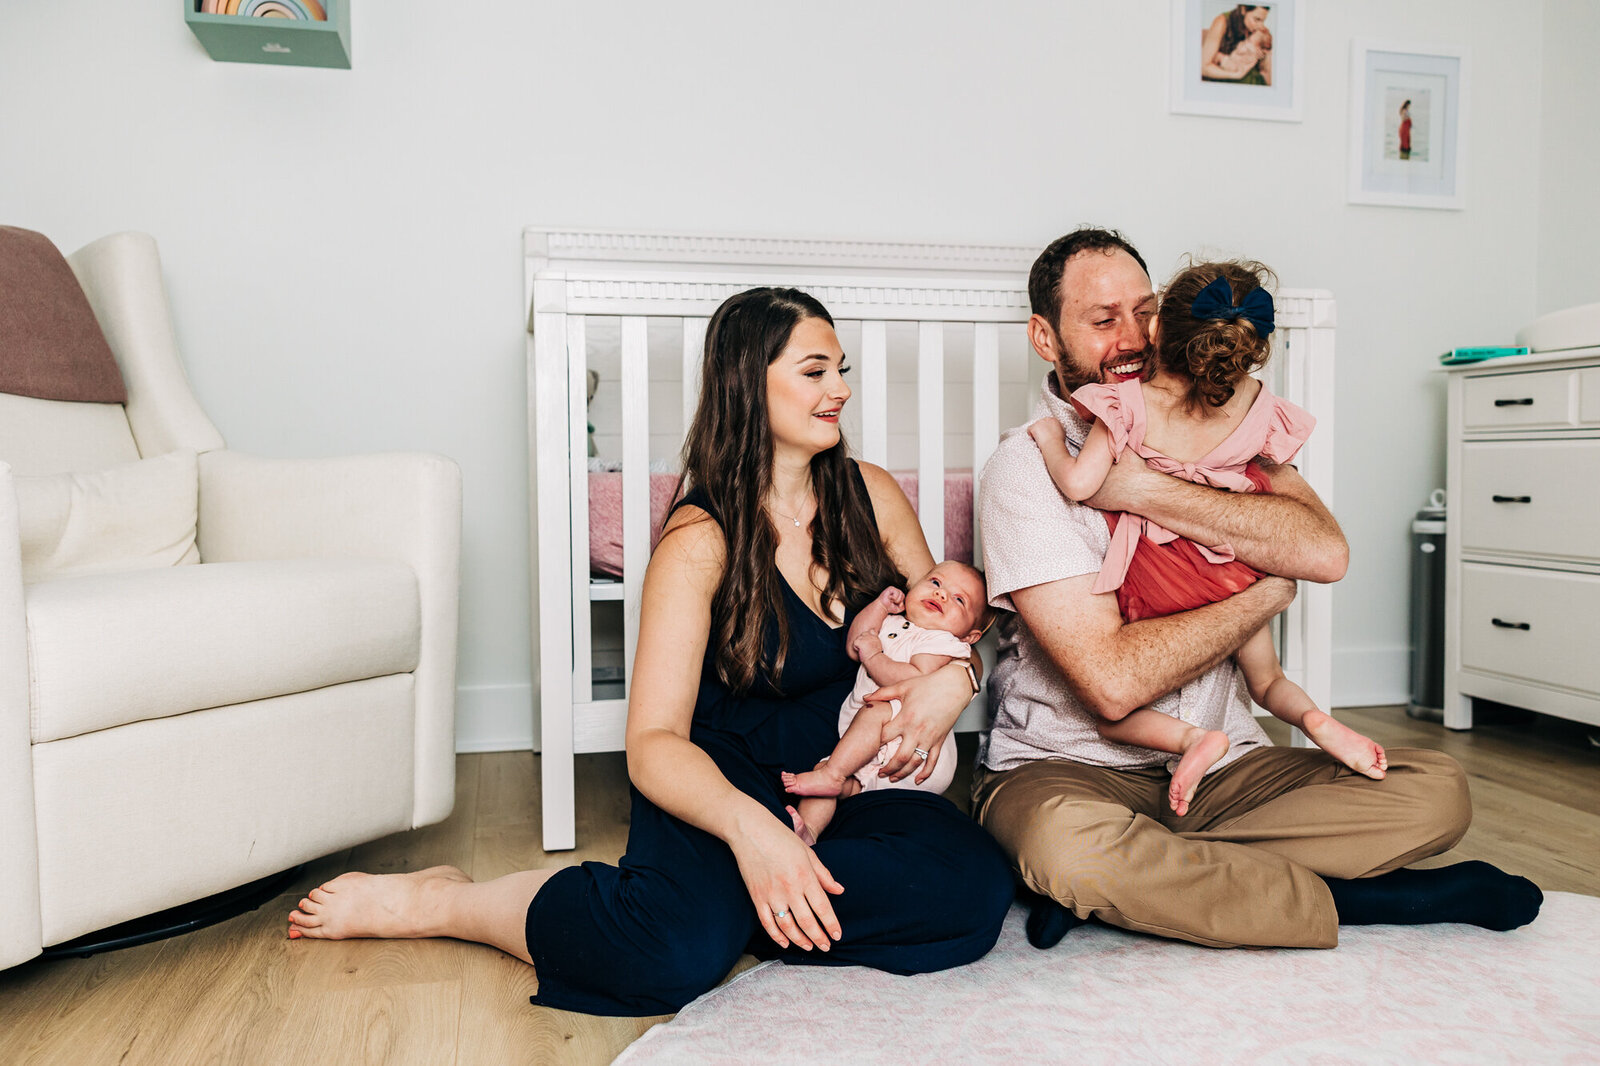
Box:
[0,463,44,968]
[197,449,463,827]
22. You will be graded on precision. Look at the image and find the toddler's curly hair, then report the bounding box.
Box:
[1155,259,1277,410]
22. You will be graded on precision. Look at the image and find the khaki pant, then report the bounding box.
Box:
[972,746,1470,948]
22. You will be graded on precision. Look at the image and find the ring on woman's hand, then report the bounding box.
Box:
[773,908,788,920]
[913,748,930,760]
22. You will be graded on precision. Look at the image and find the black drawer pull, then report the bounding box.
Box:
[1493,398,1535,406]
[1491,495,1532,503]
[1491,618,1531,630]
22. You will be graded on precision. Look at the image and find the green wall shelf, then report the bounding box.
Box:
[185,2,351,69]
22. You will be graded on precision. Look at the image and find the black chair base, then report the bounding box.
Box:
[38,864,305,960]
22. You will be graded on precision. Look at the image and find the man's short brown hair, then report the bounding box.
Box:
[1028,226,1151,330]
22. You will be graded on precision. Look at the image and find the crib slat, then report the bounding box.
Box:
[567,317,593,706]
[682,317,707,439]
[859,320,888,467]
[918,322,945,560]
[533,308,575,851]
[620,317,650,695]
[971,322,1000,564]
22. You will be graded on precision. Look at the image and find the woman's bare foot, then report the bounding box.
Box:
[781,763,848,798]
[286,865,473,941]
[1168,730,1230,816]
[1302,710,1387,779]
[786,805,819,846]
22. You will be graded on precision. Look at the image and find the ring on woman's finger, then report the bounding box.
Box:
[913,748,930,760]
[773,907,788,920]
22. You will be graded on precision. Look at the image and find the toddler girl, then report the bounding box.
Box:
[1030,260,1386,816]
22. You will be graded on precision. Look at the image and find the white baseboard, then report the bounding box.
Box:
[1331,645,1411,708]
[454,682,535,753]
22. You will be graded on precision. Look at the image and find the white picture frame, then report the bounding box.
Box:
[1169,0,1305,122]
[1347,41,1468,210]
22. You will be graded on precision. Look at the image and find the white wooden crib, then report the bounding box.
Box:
[525,228,1337,851]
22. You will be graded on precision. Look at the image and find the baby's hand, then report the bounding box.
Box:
[879,587,906,614]
[852,631,884,662]
[1028,418,1064,451]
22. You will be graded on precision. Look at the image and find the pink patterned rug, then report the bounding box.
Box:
[615,893,1600,1064]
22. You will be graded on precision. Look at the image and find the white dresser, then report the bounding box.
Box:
[1442,346,1600,730]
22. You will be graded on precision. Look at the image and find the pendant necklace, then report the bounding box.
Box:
[770,493,813,528]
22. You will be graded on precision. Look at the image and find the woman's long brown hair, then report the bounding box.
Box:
[677,287,904,694]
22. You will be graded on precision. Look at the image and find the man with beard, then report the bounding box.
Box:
[972,226,1542,950]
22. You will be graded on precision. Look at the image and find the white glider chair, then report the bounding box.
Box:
[0,227,461,970]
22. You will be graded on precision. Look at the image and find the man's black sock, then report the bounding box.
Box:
[1324,861,1543,931]
[1023,894,1087,949]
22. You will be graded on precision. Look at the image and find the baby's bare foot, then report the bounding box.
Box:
[782,768,846,798]
[1169,730,1230,816]
[286,865,472,941]
[1302,710,1387,779]
[786,805,818,847]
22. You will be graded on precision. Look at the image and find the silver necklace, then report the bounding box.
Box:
[770,493,813,528]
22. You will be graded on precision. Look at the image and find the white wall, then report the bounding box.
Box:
[0,1,1586,745]
[1537,0,1600,315]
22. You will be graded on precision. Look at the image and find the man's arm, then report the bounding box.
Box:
[1011,571,1297,720]
[1086,459,1348,583]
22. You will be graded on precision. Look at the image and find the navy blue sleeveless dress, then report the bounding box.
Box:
[525,466,1013,1016]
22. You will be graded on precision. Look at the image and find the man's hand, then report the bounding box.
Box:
[1082,451,1160,513]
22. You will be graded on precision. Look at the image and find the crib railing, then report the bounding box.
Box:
[526,228,1334,851]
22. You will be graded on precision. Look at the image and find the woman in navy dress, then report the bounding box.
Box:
[287,287,1014,1015]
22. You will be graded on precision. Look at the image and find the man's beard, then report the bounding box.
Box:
[1053,329,1151,394]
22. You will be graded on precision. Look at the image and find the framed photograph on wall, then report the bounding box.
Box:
[1347,42,1468,209]
[1169,0,1304,122]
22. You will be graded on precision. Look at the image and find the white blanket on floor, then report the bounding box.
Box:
[615,892,1600,1065]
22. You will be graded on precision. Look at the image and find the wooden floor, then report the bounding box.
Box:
[2,705,1596,1065]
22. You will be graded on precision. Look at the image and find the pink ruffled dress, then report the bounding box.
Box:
[1070,378,1315,623]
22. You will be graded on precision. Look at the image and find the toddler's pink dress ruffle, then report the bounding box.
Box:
[1070,379,1315,622]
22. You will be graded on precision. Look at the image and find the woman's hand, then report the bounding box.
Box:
[732,815,845,952]
[864,660,973,784]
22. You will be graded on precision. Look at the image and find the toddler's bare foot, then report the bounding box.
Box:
[286,865,472,941]
[781,767,847,798]
[1301,710,1387,779]
[786,805,818,847]
[1168,730,1230,816]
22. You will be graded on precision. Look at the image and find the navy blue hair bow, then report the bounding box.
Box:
[1190,276,1275,336]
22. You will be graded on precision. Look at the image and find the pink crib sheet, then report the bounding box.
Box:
[587,471,975,578]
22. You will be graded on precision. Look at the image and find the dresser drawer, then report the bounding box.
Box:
[1462,369,1574,431]
[1459,440,1600,563]
[1459,564,1600,696]
[1581,368,1600,425]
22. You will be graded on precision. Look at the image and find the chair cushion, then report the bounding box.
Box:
[0,226,126,404]
[27,558,420,743]
[14,449,199,584]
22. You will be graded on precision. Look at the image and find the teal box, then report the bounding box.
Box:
[185,2,351,69]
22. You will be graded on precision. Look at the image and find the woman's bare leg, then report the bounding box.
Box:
[286,865,559,965]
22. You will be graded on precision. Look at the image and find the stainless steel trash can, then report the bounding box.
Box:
[1408,490,1447,720]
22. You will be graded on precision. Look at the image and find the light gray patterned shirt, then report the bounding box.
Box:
[976,373,1270,774]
